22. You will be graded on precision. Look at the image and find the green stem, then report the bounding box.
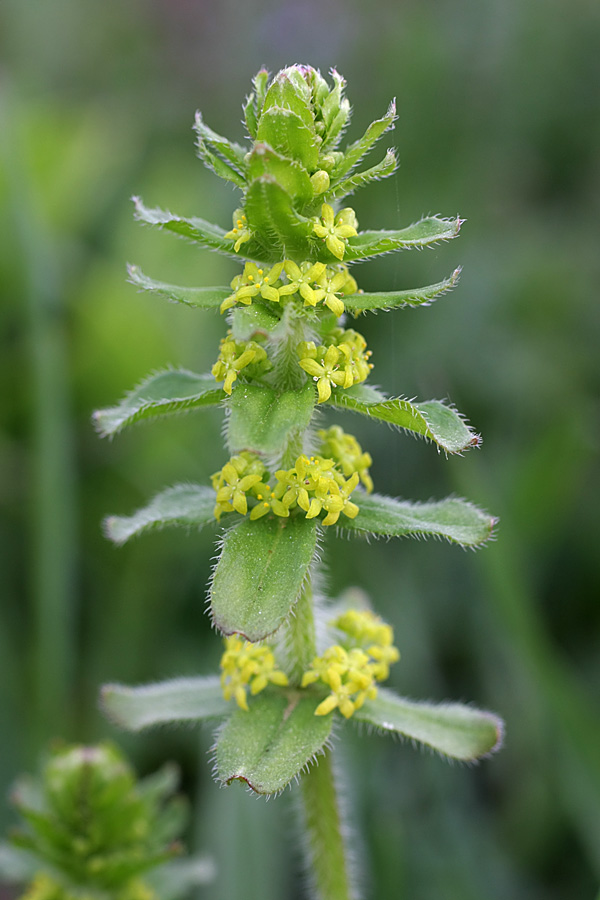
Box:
[269,302,308,393]
[299,750,359,900]
[284,578,317,683]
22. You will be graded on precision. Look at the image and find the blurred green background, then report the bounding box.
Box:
[1,0,599,897]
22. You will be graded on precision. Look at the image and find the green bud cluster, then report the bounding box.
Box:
[8,745,188,900]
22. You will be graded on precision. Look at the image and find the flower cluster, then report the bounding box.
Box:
[211,331,271,394]
[332,609,400,681]
[220,258,358,317]
[220,636,288,710]
[211,452,268,519]
[211,453,362,526]
[219,609,399,720]
[311,203,358,260]
[297,327,373,403]
[302,610,400,718]
[220,262,285,313]
[318,425,374,492]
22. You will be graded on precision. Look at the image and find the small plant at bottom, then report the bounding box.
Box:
[0,744,213,900]
[95,65,504,899]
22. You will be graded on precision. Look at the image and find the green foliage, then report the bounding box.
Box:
[95,65,502,900]
[0,745,212,900]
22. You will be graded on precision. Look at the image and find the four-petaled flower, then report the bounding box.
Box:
[298,342,349,403]
[220,261,285,313]
[280,260,327,306]
[312,203,358,260]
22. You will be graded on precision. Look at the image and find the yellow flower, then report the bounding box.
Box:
[297,342,348,403]
[211,333,269,395]
[302,645,377,719]
[220,261,285,313]
[220,636,288,710]
[211,453,267,520]
[312,204,358,260]
[280,260,327,307]
[318,425,374,493]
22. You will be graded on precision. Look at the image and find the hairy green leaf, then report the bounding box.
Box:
[247,143,313,205]
[230,303,282,341]
[245,175,312,258]
[133,197,238,255]
[339,216,463,263]
[127,265,231,309]
[227,383,315,455]
[328,149,397,202]
[327,384,479,453]
[193,111,247,171]
[104,484,217,545]
[333,100,397,179]
[195,143,247,188]
[343,268,461,312]
[215,691,332,795]
[101,677,229,731]
[353,688,504,760]
[257,108,319,171]
[339,492,496,546]
[211,515,317,641]
[93,369,223,437]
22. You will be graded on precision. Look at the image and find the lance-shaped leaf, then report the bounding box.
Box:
[211,515,317,641]
[326,384,479,454]
[195,143,246,188]
[338,492,496,547]
[333,100,397,179]
[104,484,218,545]
[133,197,239,255]
[101,677,229,731]
[343,268,461,312]
[230,303,281,342]
[327,149,397,202]
[353,688,504,761]
[257,108,319,172]
[127,265,231,310]
[245,175,312,258]
[193,111,247,172]
[93,370,223,437]
[247,143,313,205]
[336,216,463,263]
[215,691,332,795]
[227,383,315,455]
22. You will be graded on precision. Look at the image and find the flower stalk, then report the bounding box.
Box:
[95,65,504,898]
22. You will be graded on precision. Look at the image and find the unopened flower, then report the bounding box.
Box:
[224,208,253,253]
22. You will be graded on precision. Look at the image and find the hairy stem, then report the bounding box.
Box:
[270,303,308,393]
[299,750,359,900]
[284,578,317,683]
